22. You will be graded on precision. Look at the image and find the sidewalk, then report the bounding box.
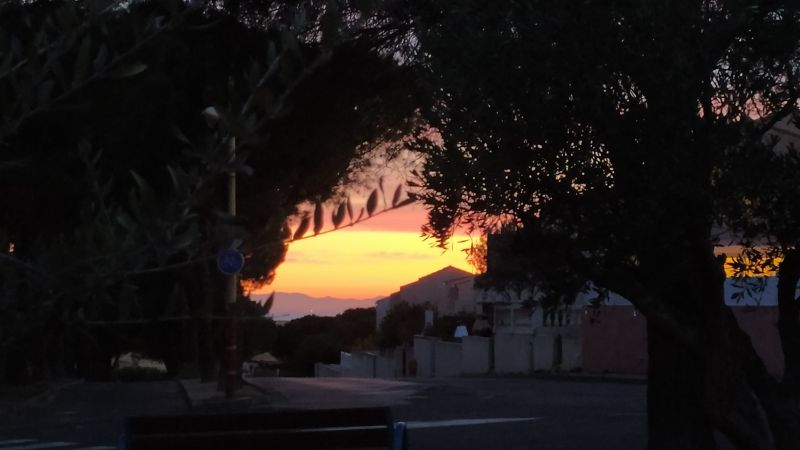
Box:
[0,380,82,418]
[0,381,188,445]
[178,378,281,412]
[530,371,647,384]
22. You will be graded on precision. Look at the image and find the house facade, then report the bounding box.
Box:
[478,278,784,376]
[374,266,476,329]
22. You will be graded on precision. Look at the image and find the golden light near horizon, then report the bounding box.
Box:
[259,226,475,299]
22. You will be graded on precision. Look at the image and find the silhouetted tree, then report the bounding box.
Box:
[407,1,800,448]
[377,301,426,349]
[720,125,800,396]
[273,308,376,375]
[0,0,418,382]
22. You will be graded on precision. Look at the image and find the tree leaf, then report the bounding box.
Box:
[171,229,198,251]
[346,196,354,222]
[10,35,21,57]
[313,200,324,235]
[293,215,310,240]
[73,35,92,85]
[394,197,416,208]
[93,44,108,73]
[166,165,180,190]
[262,292,275,314]
[333,202,347,228]
[281,223,292,241]
[391,185,402,207]
[129,170,153,196]
[115,210,136,231]
[367,189,378,216]
[37,80,55,106]
[170,125,191,145]
[106,62,148,79]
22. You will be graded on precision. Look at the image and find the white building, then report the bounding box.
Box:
[478,277,785,375]
[375,266,476,329]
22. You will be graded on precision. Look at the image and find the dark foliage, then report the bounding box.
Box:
[405,1,800,448]
[273,307,376,376]
[377,301,426,349]
[0,0,417,383]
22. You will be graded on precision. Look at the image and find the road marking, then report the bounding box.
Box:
[70,447,115,450]
[0,442,35,447]
[405,417,542,429]
[0,442,75,450]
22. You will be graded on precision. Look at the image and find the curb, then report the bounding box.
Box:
[241,378,289,405]
[29,379,83,404]
[174,379,193,408]
[418,373,647,384]
[529,373,647,385]
[179,378,280,411]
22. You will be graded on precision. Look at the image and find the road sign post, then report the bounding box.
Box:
[222,137,240,399]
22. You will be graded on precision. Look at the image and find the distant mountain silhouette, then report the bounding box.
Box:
[251,292,380,321]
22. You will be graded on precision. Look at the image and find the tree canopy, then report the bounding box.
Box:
[408,1,800,449]
[0,0,418,382]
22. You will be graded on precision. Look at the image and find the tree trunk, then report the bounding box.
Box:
[777,249,800,393]
[647,320,718,450]
[718,306,800,450]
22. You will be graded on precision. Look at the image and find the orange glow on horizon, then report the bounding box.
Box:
[259,229,474,299]
[255,204,475,299]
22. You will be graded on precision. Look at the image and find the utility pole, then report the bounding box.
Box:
[224,136,238,399]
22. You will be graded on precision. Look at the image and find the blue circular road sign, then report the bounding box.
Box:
[217,248,245,274]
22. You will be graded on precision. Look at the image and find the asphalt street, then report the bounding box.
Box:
[0,377,646,450]
[400,378,646,450]
[251,377,647,450]
[0,382,186,449]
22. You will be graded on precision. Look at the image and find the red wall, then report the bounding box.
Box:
[732,307,783,376]
[582,306,648,374]
[581,306,784,376]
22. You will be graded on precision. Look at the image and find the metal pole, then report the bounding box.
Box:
[225,137,238,399]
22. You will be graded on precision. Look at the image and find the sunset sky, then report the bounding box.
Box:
[259,202,475,299]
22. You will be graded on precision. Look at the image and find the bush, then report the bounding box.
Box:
[378,302,427,349]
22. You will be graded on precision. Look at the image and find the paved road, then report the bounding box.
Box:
[249,377,424,409]
[0,377,646,450]
[250,376,647,450]
[0,382,187,448]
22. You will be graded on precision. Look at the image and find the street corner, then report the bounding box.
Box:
[178,378,279,412]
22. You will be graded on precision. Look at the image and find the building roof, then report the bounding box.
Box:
[400,266,473,289]
[443,275,475,286]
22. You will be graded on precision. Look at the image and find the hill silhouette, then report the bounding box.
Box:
[252,292,380,321]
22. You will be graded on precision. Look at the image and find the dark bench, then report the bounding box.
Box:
[119,407,408,450]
